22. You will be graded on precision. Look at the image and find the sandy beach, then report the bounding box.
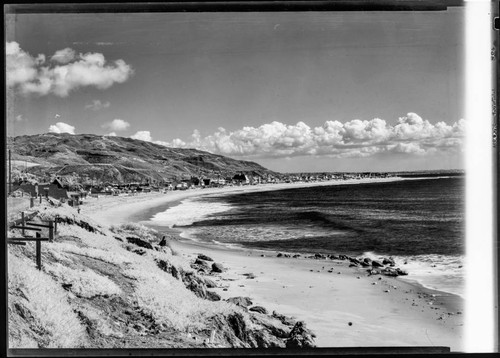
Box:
[81,179,465,351]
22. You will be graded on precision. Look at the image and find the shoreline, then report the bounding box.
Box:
[81,178,465,350]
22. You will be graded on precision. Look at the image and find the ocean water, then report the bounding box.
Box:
[144,178,465,297]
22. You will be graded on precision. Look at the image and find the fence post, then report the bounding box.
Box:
[30,197,34,208]
[35,232,41,270]
[21,212,25,236]
[39,194,42,204]
[54,217,58,234]
[49,221,54,242]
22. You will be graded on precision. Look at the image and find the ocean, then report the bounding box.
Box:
[143,177,465,297]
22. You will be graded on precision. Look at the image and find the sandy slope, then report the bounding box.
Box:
[81,179,465,351]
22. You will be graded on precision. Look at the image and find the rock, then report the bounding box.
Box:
[348,322,353,326]
[338,255,348,260]
[363,257,372,264]
[227,296,253,308]
[284,254,291,258]
[349,257,361,265]
[206,291,221,301]
[126,237,153,250]
[371,260,384,268]
[314,253,326,259]
[381,268,399,277]
[272,311,296,326]
[360,261,371,267]
[194,258,211,270]
[277,253,283,258]
[348,263,359,268]
[330,255,340,260]
[203,278,217,288]
[395,268,408,276]
[243,273,256,279]
[113,236,123,242]
[367,269,380,275]
[292,254,301,258]
[249,306,268,314]
[383,257,395,266]
[211,262,225,273]
[133,248,146,256]
[159,236,167,246]
[62,283,72,290]
[285,321,316,348]
[197,254,213,262]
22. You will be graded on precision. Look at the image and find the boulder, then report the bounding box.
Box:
[367,269,381,275]
[249,306,268,314]
[126,237,153,250]
[363,257,372,264]
[381,268,399,277]
[395,268,408,276]
[158,236,167,246]
[227,296,253,308]
[383,257,395,266]
[360,261,371,267]
[293,254,301,258]
[349,257,361,265]
[194,258,212,270]
[206,291,221,301]
[330,255,340,260]
[277,253,283,258]
[211,262,225,273]
[285,321,316,348]
[314,253,325,259]
[197,254,214,262]
[371,260,384,268]
[348,263,359,268]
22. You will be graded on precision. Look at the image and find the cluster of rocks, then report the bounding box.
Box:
[276,251,409,277]
[190,254,225,274]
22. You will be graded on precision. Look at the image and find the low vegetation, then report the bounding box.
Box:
[7,201,312,349]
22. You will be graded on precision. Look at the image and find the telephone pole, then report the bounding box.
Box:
[8,149,12,194]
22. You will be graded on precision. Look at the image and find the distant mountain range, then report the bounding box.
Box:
[7,133,276,184]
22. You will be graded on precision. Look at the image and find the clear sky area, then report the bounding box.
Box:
[6,7,465,172]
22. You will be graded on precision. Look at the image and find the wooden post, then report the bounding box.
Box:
[54,217,58,234]
[21,212,25,236]
[49,221,54,242]
[30,197,34,208]
[39,194,42,204]
[35,232,41,270]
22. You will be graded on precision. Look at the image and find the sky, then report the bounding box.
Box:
[5,7,466,173]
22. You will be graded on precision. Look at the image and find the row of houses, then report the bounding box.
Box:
[11,177,87,206]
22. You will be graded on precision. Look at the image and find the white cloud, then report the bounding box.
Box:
[130,131,152,142]
[6,41,133,97]
[51,48,76,64]
[102,119,130,131]
[162,113,465,159]
[106,132,117,137]
[48,122,75,134]
[85,99,111,111]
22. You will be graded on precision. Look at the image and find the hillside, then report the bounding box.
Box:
[7,133,276,184]
[7,198,315,348]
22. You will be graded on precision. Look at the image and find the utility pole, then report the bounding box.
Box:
[8,149,12,194]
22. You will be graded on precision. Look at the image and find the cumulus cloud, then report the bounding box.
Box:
[102,119,130,132]
[6,41,133,97]
[48,122,75,134]
[130,131,152,142]
[85,99,111,111]
[157,113,465,159]
[106,132,117,137]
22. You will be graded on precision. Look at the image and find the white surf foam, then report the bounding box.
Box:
[148,198,233,228]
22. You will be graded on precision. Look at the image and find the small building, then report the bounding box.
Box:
[233,173,250,185]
